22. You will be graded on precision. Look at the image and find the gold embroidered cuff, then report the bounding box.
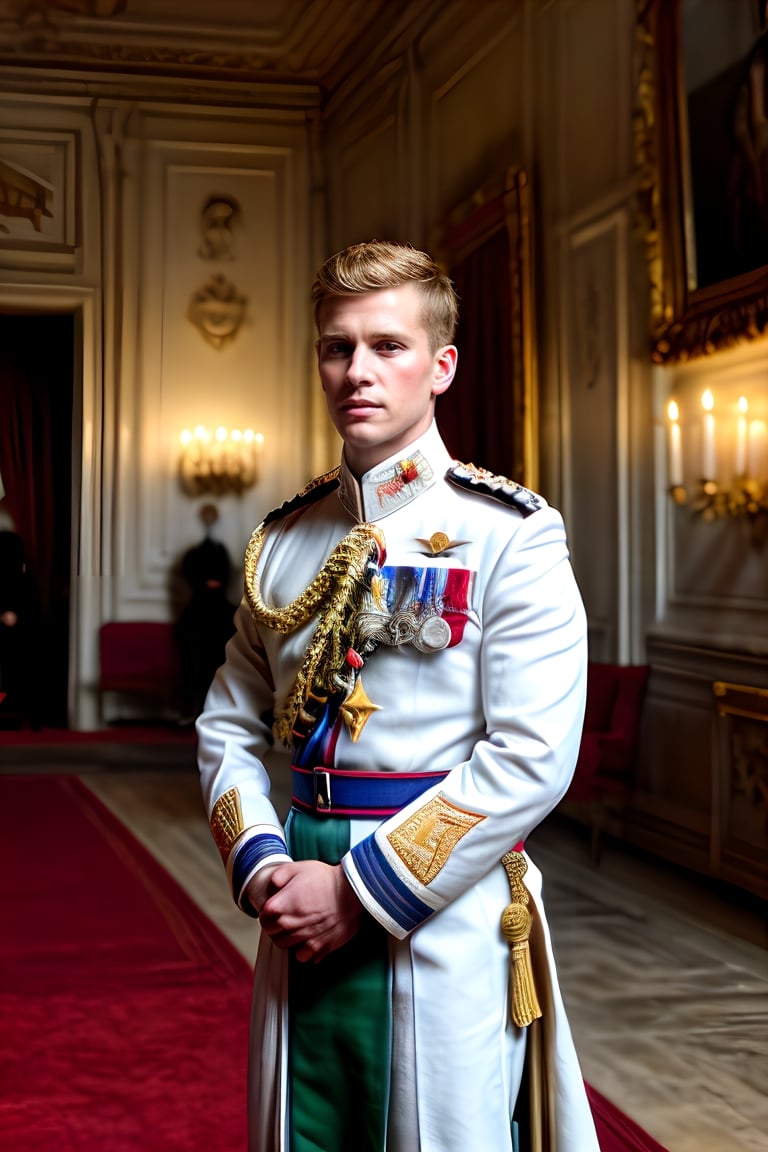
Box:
[210,786,244,863]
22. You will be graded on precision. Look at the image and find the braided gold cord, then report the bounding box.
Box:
[245,522,329,634]
[244,520,384,745]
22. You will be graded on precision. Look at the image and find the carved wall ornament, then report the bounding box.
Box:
[198,195,240,261]
[187,274,247,350]
[634,0,768,363]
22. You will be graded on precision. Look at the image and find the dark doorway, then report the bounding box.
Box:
[0,313,75,728]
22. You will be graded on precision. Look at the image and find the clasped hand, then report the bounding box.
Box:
[249,861,363,964]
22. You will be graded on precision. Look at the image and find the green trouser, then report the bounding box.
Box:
[286,810,523,1151]
[287,811,391,1152]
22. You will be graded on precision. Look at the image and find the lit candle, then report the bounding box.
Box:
[701,389,716,479]
[667,400,683,486]
[195,425,210,471]
[214,426,227,474]
[735,396,748,476]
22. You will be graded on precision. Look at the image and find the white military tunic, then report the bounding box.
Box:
[197,421,600,1152]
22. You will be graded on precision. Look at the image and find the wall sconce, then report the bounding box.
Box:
[666,390,767,542]
[179,425,264,496]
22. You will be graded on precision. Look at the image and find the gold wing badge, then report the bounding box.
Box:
[414,531,469,556]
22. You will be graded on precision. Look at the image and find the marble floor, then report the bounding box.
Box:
[5,747,767,1152]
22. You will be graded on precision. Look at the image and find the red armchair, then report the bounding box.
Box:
[562,661,650,862]
[99,622,180,723]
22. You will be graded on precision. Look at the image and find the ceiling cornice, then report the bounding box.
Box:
[0,0,439,100]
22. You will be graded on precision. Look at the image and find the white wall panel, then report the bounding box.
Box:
[324,61,407,252]
[425,22,523,225]
[332,115,401,248]
[561,209,631,663]
[111,109,312,623]
[557,0,632,217]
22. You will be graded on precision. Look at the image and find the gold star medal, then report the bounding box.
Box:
[340,676,381,742]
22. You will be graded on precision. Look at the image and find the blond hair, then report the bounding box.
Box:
[312,240,458,350]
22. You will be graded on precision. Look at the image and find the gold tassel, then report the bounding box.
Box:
[500,850,542,1027]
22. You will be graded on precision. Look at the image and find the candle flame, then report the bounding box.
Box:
[667,400,679,422]
[738,396,748,414]
[701,389,714,412]
[181,425,264,451]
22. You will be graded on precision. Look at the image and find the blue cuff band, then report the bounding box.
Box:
[231,832,288,915]
[351,835,433,933]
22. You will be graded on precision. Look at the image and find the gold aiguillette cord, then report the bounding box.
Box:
[500,849,542,1027]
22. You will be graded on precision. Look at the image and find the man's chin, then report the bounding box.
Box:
[338,422,387,451]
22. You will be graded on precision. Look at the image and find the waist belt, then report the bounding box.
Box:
[291,765,449,817]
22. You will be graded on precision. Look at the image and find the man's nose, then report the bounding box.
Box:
[345,344,373,385]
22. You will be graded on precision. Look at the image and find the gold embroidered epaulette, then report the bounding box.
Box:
[262,467,341,528]
[446,462,541,517]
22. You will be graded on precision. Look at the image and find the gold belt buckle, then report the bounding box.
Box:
[313,768,332,811]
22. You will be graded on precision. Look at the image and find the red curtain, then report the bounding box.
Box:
[0,314,73,728]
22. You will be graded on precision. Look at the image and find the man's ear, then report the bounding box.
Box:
[431,345,458,397]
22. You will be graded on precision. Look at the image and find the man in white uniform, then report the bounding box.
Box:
[197,240,600,1152]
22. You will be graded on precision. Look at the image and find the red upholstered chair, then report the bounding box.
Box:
[99,622,180,723]
[562,661,650,863]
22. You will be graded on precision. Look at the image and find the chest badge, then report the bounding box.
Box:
[340,675,382,743]
[414,531,469,556]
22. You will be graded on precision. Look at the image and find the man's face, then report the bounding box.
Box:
[316,284,457,477]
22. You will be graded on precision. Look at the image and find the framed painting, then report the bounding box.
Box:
[636,0,768,362]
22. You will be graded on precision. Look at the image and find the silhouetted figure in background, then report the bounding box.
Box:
[174,504,237,724]
[0,528,42,729]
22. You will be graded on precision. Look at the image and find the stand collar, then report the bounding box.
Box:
[337,422,453,521]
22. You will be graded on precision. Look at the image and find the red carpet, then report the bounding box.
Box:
[0,774,252,1152]
[0,775,668,1152]
[587,1084,669,1152]
[0,725,196,746]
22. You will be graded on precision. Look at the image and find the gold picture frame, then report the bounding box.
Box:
[635,0,768,363]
